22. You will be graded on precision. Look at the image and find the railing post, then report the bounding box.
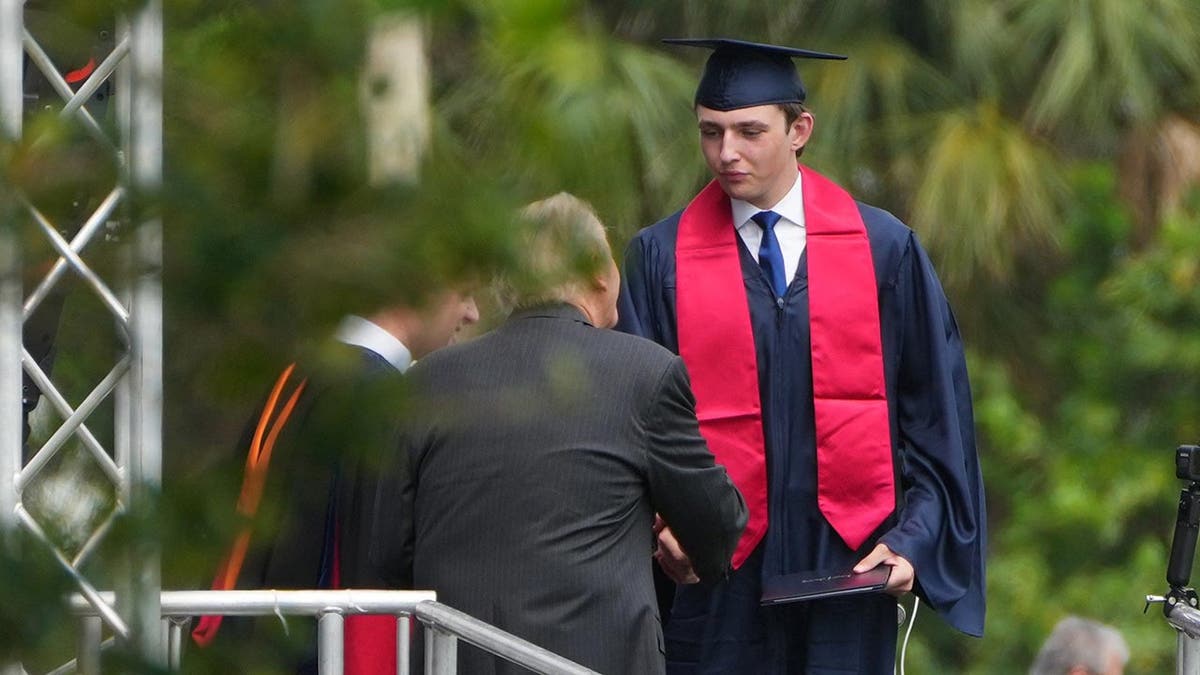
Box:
[76,616,103,675]
[0,2,23,675]
[119,0,165,667]
[425,624,457,675]
[0,0,21,139]
[1179,630,1200,675]
[318,610,345,675]
[397,615,410,675]
[68,591,612,675]
[165,618,185,671]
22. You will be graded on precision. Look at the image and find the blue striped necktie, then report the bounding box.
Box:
[751,210,787,298]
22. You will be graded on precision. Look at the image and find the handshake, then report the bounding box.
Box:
[654,515,700,584]
[652,514,915,595]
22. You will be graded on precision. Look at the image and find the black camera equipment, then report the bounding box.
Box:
[1169,445,1200,589]
[1144,444,1200,671]
[1151,444,1200,622]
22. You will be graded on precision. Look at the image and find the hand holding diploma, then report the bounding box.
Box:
[854,543,914,596]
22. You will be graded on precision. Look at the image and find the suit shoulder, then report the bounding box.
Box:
[404,335,488,379]
[591,326,680,370]
[586,329,687,409]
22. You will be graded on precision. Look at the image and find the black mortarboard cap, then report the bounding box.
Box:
[664,38,846,111]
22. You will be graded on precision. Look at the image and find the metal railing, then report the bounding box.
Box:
[2,2,165,669]
[68,589,600,675]
[1167,600,1200,674]
[1146,591,1200,675]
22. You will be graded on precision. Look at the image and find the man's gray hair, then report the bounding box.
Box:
[498,192,612,310]
[1029,615,1129,675]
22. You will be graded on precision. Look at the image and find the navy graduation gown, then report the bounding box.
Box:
[618,200,985,672]
[255,343,401,592]
[227,344,405,674]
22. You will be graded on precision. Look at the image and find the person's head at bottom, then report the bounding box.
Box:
[1029,615,1129,675]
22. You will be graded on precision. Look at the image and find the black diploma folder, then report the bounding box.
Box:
[759,565,891,606]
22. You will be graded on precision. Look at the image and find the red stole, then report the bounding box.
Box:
[675,181,767,569]
[675,165,894,559]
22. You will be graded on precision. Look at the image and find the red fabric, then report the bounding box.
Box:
[65,58,96,85]
[674,168,894,562]
[334,472,397,675]
[345,615,398,675]
[191,555,239,646]
[801,165,894,550]
[675,180,768,569]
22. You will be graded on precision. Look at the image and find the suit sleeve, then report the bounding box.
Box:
[364,426,416,589]
[641,356,748,583]
[877,235,987,637]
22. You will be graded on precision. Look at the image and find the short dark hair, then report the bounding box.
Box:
[779,102,809,157]
[779,101,807,127]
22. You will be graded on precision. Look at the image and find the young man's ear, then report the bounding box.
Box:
[790,112,814,154]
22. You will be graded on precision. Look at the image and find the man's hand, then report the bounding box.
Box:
[654,517,699,584]
[853,543,914,596]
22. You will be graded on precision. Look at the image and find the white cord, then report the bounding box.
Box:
[272,590,290,636]
[896,596,919,675]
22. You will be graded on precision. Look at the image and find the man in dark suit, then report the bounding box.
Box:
[194,291,480,674]
[252,294,481,594]
[369,193,747,675]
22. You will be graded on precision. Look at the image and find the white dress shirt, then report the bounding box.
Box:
[732,171,806,285]
[333,315,413,373]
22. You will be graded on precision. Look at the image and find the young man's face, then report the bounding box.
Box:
[411,291,480,358]
[697,103,813,209]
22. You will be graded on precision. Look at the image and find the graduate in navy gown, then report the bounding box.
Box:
[617,38,986,674]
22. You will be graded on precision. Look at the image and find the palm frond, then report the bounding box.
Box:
[912,101,1070,288]
[1015,0,1200,134]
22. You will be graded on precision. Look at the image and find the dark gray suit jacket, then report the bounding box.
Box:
[369,303,747,675]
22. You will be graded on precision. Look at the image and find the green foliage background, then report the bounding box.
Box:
[5,0,1200,671]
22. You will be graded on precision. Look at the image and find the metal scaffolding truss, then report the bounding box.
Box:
[1,0,164,668]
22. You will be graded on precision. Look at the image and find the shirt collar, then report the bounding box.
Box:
[334,315,413,373]
[730,170,806,229]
